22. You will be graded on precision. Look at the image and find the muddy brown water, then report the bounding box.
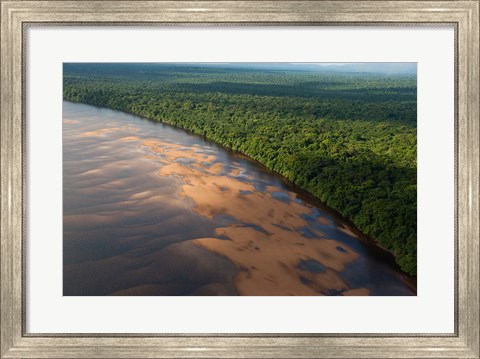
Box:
[63,101,415,296]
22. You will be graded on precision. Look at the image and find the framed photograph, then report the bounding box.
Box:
[1,0,479,358]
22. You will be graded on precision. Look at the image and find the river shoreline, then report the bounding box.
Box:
[63,101,416,295]
[64,99,416,286]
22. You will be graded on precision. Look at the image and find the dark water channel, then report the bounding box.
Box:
[63,101,415,296]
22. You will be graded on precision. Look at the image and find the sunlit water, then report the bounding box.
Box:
[63,101,415,296]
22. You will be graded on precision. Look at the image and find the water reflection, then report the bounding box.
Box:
[63,101,415,296]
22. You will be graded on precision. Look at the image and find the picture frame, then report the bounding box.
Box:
[1,0,479,358]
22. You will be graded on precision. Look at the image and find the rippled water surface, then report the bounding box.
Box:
[63,101,415,296]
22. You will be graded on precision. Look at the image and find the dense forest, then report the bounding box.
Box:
[63,63,417,275]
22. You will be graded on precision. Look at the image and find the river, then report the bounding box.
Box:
[63,101,415,296]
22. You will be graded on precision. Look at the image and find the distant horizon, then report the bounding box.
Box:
[64,62,417,75]
[218,62,417,74]
[183,62,417,74]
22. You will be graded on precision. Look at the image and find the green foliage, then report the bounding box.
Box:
[63,64,417,275]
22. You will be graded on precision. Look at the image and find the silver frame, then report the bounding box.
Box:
[1,1,479,358]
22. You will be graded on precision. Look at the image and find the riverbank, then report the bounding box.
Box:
[62,62,417,277]
[63,90,417,277]
[63,101,416,295]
